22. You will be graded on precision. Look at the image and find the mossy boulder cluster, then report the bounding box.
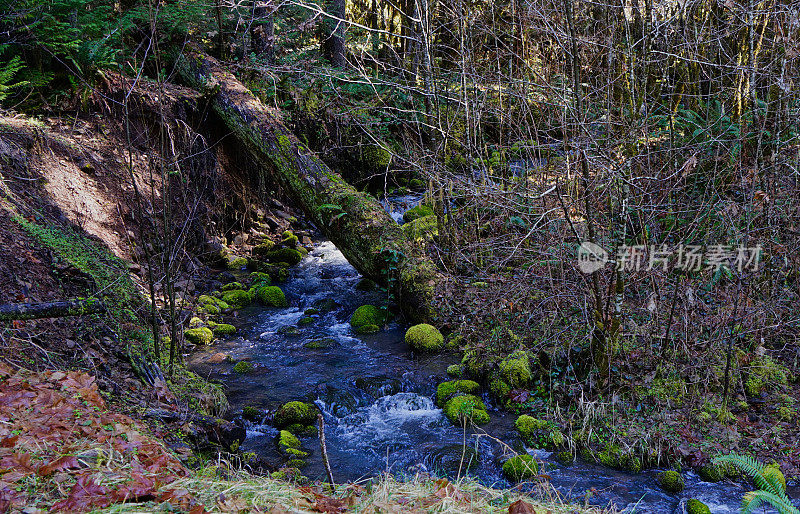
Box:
[197,294,229,315]
[442,395,490,425]
[657,470,685,493]
[502,454,538,482]
[349,305,387,334]
[405,323,444,352]
[515,415,564,450]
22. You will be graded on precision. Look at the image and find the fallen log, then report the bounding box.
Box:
[176,47,440,322]
[0,298,105,321]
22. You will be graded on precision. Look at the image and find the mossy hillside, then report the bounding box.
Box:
[443,395,490,425]
[502,455,538,482]
[405,323,444,352]
[435,380,480,406]
[350,305,387,333]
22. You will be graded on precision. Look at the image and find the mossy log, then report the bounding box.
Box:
[175,47,439,321]
[0,298,105,321]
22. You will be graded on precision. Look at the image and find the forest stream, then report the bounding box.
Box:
[184,194,795,513]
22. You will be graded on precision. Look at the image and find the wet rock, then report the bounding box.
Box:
[355,376,403,399]
[312,298,340,313]
[207,352,231,364]
[427,444,479,475]
[191,415,246,450]
[316,385,361,417]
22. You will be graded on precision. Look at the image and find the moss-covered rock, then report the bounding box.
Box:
[489,378,511,401]
[274,401,318,428]
[515,415,565,450]
[403,204,434,223]
[313,298,340,313]
[265,247,303,266]
[281,230,298,247]
[227,256,249,270]
[198,294,229,313]
[442,395,490,425]
[405,323,444,352]
[686,499,711,514]
[435,380,481,406]
[189,316,205,328]
[233,361,253,373]
[242,406,262,421]
[256,286,288,307]
[499,350,532,388]
[221,289,253,309]
[697,464,724,482]
[212,323,237,336]
[761,464,786,492]
[502,455,538,482]
[304,308,319,316]
[249,271,271,287]
[350,305,386,334]
[221,281,245,291]
[278,430,300,450]
[446,364,463,378]
[657,470,684,493]
[252,241,276,257]
[304,338,336,349]
[185,327,214,345]
[277,325,300,336]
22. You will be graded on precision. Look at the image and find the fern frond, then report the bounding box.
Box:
[742,490,800,514]
[714,454,779,496]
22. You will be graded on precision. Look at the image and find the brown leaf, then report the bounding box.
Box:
[38,455,80,476]
[508,499,537,514]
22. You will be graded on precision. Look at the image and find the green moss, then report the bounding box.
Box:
[249,271,272,287]
[499,350,532,388]
[360,143,392,170]
[515,415,551,445]
[242,406,261,421]
[278,430,300,449]
[297,316,314,326]
[277,325,300,336]
[185,327,214,345]
[221,290,253,309]
[489,379,511,400]
[686,499,711,514]
[745,355,789,397]
[745,376,765,396]
[281,231,298,247]
[762,464,786,492]
[405,323,444,352]
[403,204,434,223]
[435,380,481,406]
[221,281,245,291]
[697,464,724,482]
[304,338,336,349]
[446,365,463,378]
[657,470,684,493]
[350,305,387,334]
[358,324,380,334]
[212,323,237,336]
[355,278,377,291]
[285,447,309,458]
[304,308,320,315]
[443,395,489,425]
[502,455,538,482]
[233,361,253,373]
[256,286,288,307]
[189,317,204,328]
[252,241,276,257]
[227,256,249,269]
[265,247,303,265]
[274,401,317,428]
[555,451,574,465]
[777,405,795,421]
[402,214,438,241]
[286,459,307,468]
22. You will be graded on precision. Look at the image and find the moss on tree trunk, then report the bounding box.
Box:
[175,46,439,322]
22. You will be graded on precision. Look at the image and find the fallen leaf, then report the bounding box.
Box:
[508,499,537,514]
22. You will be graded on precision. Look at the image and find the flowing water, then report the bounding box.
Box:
[188,195,797,513]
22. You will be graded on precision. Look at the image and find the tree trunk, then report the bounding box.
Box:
[251,1,274,63]
[321,0,346,67]
[175,47,440,322]
[0,299,105,321]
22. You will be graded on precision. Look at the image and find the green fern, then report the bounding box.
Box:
[713,453,798,514]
